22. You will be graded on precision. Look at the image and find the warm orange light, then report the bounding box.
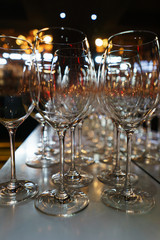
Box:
[45,44,53,51]
[31,29,39,36]
[37,45,44,53]
[103,38,108,48]
[3,43,9,49]
[119,47,124,55]
[16,35,26,45]
[95,38,108,53]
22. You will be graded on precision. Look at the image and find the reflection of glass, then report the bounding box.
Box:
[26,107,59,168]
[33,48,93,216]
[0,36,38,205]
[97,121,137,186]
[75,120,95,166]
[133,108,159,165]
[64,120,95,167]
[100,30,160,214]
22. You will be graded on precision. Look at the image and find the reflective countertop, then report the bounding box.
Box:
[0,126,160,240]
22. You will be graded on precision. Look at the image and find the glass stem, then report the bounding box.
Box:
[71,126,76,170]
[8,128,17,189]
[145,119,151,150]
[113,122,117,149]
[57,130,66,193]
[123,131,134,197]
[66,125,80,180]
[113,123,121,173]
[77,121,83,157]
[55,129,70,203]
[40,123,45,154]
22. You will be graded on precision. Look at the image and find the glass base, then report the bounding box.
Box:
[0,180,38,205]
[35,144,59,156]
[97,169,138,187]
[35,189,89,217]
[26,156,59,168]
[52,170,93,188]
[101,188,155,214]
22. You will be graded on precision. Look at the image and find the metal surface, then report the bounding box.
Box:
[0,126,160,240]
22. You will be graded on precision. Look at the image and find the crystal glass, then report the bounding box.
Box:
[36,26,90,53]
[100,40,159,214]
[74,120,95,166]
[27,27,90,168]
[133,86,159,164]
[33,48,93,216]
[98,55,138,187]
[64,123,93,188]
[26,108,59,168]
[0,36,38,205]
[35,26,94,188]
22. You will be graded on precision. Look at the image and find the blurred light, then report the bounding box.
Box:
[91,14,97,21]
[60,12,66,19]
[10,53,21,60]
[120,63,128,70]
[3,53,10,58]
[21,54,31,60]
[43,35,53,44]
[107,56,122,64]
[44,53,53,61]
[31,29,39,36]
[16,35,26,45]
[103,39,108,48]
[0,58,7,65]
[119,47,124,55]
[95,38,103,47]
[95,56,102,64]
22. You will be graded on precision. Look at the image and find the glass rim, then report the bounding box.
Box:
[36,26,88,45]
[0,35,33,51]
[108,30,159,47]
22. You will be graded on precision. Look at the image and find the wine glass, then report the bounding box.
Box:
[98,55,137,187]
[29,26,91,170]
[74,119,95,166]
[100,30,160,214]
[36,26,90,53]
[26,108,59,168]
[109,31,160,168]
[0,35,38,205]
[132,68,159,165]
[35,26,94,187]
[33,48,93,216]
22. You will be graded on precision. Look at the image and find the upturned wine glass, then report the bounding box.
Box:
[0,36,38,205]
[100,30,160,214]
[33,48,93,216]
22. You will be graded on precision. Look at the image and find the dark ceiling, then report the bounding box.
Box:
[0,0,160,50]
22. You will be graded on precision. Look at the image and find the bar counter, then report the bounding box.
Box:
[0,126,160,240]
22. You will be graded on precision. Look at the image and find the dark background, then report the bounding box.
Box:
[1,0,160,49]
[0,0,159,141]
